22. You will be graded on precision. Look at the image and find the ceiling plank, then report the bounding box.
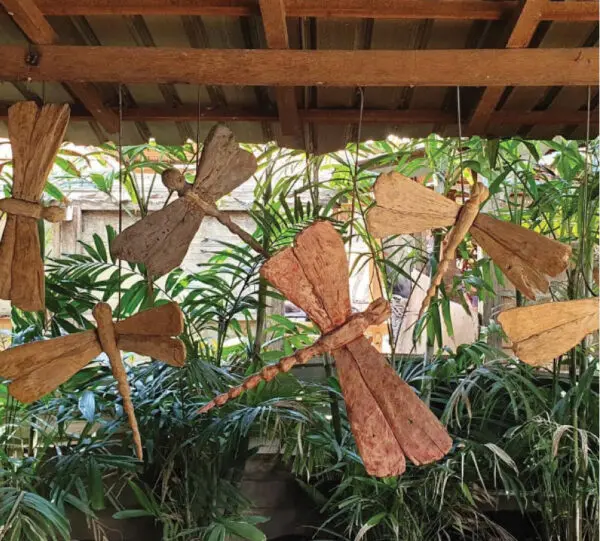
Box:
[259,0,301,137]
[0,46,596,87]
[31,0,596,21]
[0,0,119,133]
[467,0,547,134]
[1,104,595,128]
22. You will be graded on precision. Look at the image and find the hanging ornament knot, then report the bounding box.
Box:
[0,197,65,222]
[199,297,390,413]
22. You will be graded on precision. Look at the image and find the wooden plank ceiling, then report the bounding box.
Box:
[0,0,597,152]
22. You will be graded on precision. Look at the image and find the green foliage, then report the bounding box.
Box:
[0,134,597,540]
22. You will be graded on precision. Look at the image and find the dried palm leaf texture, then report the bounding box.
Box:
[0,102,70,311]
[367,172,571,315]
[498,299,599,366]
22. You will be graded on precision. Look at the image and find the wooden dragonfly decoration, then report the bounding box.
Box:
[367,172,572,316]
[200,221,452,477]
[0,302,185,460]
[0,102,70,311]
[498,299,599,366]
[112,124,262,277]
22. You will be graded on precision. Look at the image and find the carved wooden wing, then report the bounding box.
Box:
[471,213,572,300]
[115,302,186,366]
[193,124,257,203]
[0,331,101,403]
[367,172,460,237]
[498,299,599,366]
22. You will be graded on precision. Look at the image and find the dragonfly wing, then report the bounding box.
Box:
[333,346,406,477]
[367,172,460,237]
[0,331,101,403]
[339,337,452,468]
[117,335,185,367]
[112,198,203,277]
[9,102,70,201]
[261,221,351,332]
[261,246,332,331]
[471,213,571,299]
[10,216,44,311]
[194,125,257,202]
[0,214,17,300]
[115,302,184,336]
[498,299,599,366]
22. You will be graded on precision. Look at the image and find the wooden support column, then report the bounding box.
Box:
[259,0,301,137]
[467,0,546,135]
[0,0,119,133]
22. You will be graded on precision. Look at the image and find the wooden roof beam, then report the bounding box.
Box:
[0,46,596,87]
[0,105,595,128]
[259,0,301,137]
[0,0,119,133]
[467,0,547,134]
[31,0,598,21]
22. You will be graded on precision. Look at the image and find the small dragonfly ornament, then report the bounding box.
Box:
[0,302,186,460]
[367,172,571,315]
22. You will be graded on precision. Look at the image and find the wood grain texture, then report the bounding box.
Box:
[114,301,184,336]
[2,106,592,128]
[0,331,100,403]
[93,303,143,461]
[259,0,301,137]
[367,172,460,237]
[468,0,546,133]
[498,299,599,366]
[471,213,572,300]
[203,221,452,477]
[0,102,70,311]
[369,172,572,303]
[0,46,596,87]
[112,125,257,277]
[419,183,489,316]
[0,198,65,221]
[0,0,118,132]
[32,0,598,22]
[0,301,186,461]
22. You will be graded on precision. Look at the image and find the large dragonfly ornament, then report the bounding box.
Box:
[367,172,572,315]
[0,302,186,460]
[0,102,70,311]
[112,124,261,277]
[200,221,452,477]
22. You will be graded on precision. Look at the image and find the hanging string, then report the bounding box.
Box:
[117,84,124,320]
[347,87,365,257]
[456,86,466,203]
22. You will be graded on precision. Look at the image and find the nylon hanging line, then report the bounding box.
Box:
[456,86,466,203]
[117,84,124,320]
[348,87,365,257]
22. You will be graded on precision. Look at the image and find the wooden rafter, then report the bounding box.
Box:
[0,105,596,129]
[0,0,119,133]
[259,0,301,137]
[31,0,598,21]
[467,0,546,134]
[0,46,596,87]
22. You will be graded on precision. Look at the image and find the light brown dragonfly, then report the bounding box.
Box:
[0,302,186,459]
[200,221,452,477]
[0,102,70,311]
[367,172,572,315]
